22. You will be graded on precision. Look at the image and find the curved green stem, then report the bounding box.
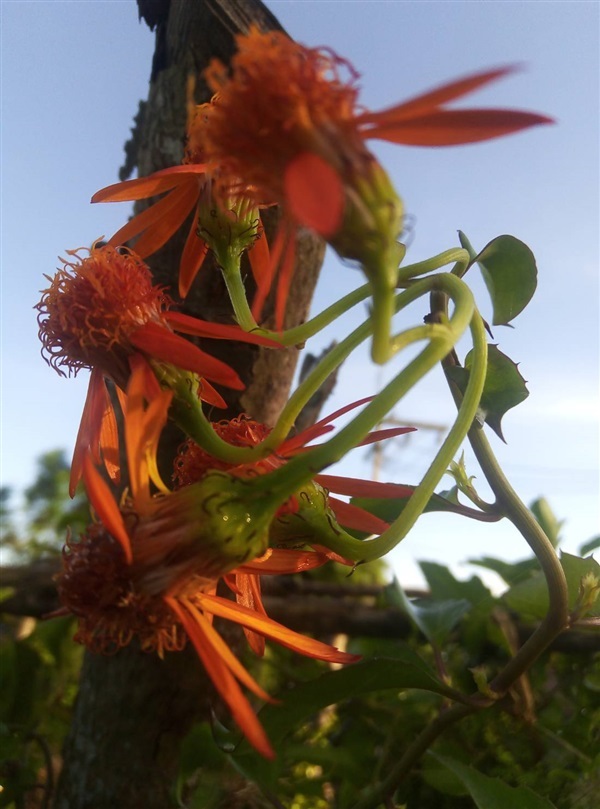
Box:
[371,249,471,364]
[396,247,471,285]
[254,276,486,563]
[439,346,570,691]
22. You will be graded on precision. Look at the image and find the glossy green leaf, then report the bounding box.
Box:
[447,344,529,441]
[504,552,600,620]
[459,232,538,326]
[432,753,558,808]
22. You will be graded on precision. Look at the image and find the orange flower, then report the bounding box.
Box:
[200,29,552,234]
[172,400,417,538]
[193,29,552,327]
[91,165,271,301]
[57,365,358,758]
[36,242,277,494]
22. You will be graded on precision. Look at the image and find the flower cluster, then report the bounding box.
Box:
[39,27,550,757]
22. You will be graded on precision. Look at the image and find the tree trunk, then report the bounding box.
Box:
[53,2,325,806]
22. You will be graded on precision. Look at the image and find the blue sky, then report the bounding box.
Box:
[1,1,598,587]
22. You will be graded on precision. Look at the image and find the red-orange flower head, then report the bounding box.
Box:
[56,524,188,656]
[36,242,257,409]
[172,409,414,549]
[195,28,405,279]
[37,243,168,386]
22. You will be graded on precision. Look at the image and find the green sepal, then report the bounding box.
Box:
[459,232,538,325]
[446,344,529,441]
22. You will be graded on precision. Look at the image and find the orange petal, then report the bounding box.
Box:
[82,455,132,564]
[357,66,520,124]
[251,222,286,322]
[99,391,121,485]
[284,152,344,237]
[365,108,554,146]
[129,323,244,389]
[69,369,109,497]
[236,548,331,575]
[164,312,280,347]
[129,180,200,257]
[274,223,298,333]
[199,593,361,664]
[356,426,416,447]
[247,224,272,303]
[166,597,275,759]
[183,598,273,700]
[327,496,390,535]
[178,215,209,298]
[233,574,266,656]
[316,474,414,500]
[91,164,208,203]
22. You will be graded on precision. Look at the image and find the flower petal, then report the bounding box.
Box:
[236,549,331,575]
[178,215,209,298]
[70,370,110,497]
[198,593,361,664]
[164,311,280,347]
[327,496,390,535]
[128,180,200,257]
[284,151,345,237]
[91,165,208,203]
[82,455,132,564]
[130,322,244,389]
[366,108,554,147]
[247,225,272,303]
[357,66,520,124]
[316,474,414,499]
[166,596,275,759]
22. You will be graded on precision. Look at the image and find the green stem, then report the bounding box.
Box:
[255,276,486,563]
[351,703,476,809]
[371,248,471,364]
[439,348,569,691]
[219,254,260,333]
[246,278,444,455]
[396,247,471,285]
[468,424,570,692]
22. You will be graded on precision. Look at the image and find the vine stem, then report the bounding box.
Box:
[351,703,476,809]
[350,307,570,807]
[252,275,485,563]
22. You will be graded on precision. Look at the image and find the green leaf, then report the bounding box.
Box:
[232,656,468,786]
[579,535,600,557]
[447,344,529,441]
[459,233,538,326]
[395,583,471,647]
[468,555,539,586]
[530,498,563,548]
[419,561,491,605]
[431,753,558,809]
[504,552,600,620]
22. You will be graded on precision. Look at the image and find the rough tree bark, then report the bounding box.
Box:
[53,2,325,807]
